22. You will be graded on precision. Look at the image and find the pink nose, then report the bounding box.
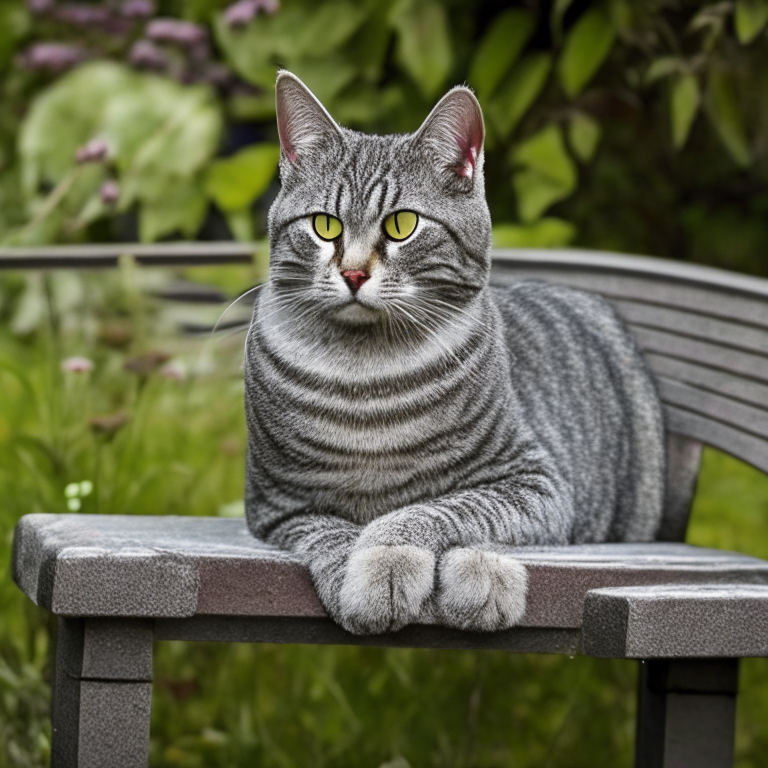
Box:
[342,270,370,293]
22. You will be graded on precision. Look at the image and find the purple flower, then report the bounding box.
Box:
[62,356,94,373]
[75,138,109,164]
[55,3,111,26]
[19,43,86,73]
[26,0,54,15]
[223,0,279,28]
[146,18,207,47]
[120,0,154,18]
[224,0,258,28]
[128,39,167,70]
[257,0,280,13]
[99,181,119,205]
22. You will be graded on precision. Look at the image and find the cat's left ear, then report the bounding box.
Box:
[414,86,485,184]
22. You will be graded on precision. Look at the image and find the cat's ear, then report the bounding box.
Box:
[275,71,342,166]
[414,86,485,184]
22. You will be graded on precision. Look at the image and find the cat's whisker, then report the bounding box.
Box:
[211,282,269,336]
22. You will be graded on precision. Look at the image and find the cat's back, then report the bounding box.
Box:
[491,280,666,542]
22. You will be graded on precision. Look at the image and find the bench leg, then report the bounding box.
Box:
[51,617,154,768]
[635,658,739,768]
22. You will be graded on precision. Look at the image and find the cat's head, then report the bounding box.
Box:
[267,71,492,332]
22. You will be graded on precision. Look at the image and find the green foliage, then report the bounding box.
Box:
[206,145,280,213]
[557,7,616,98]
[706,66,751,167]
[670,73,700,149]
[511,125,577,223]
[13,62,222,244]
[734,0,768,44]
[468,9,534,102]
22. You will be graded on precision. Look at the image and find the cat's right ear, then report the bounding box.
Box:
[275,71,342,169]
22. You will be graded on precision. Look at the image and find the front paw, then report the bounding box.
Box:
[338,545,435,635]
[437,548,528,632]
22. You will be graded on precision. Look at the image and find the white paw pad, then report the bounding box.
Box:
[338,545,435,635]
[438,548,528,631]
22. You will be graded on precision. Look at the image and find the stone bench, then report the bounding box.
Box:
[12,246,768,768]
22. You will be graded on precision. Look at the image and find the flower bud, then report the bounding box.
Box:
[99,181,119,205]
[75,138,109,164]
[146,18,207,47]
[19,43,86,73]
[61,356,94,373]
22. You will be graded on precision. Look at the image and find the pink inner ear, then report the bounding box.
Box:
[454,121,483,178]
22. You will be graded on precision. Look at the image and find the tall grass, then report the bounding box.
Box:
[1,265,767,767]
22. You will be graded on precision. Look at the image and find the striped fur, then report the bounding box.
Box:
[244,73,666,635]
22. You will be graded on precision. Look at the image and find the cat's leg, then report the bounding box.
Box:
[266,514,362,623]
[339,472,572,634]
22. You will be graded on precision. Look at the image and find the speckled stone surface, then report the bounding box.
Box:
[583,583,768,657]
[13,514,768,631]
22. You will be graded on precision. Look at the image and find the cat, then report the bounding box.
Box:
[243,71,666,636]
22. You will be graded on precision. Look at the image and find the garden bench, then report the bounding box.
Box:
[11,247,768,768]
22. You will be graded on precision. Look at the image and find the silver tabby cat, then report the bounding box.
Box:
[244,71,666,635]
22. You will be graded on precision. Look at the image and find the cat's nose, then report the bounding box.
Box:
[341,270,370,293]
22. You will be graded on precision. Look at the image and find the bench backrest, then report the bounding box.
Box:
[490,249,768,542]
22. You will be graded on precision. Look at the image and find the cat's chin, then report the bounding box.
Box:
[334,302,384,326]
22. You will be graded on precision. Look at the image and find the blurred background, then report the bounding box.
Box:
[2,0,768,766]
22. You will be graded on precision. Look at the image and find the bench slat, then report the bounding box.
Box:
[646,353,768,410]
[614,299,768,357]
[665,406,768,474]
[491,267,768,330]
[12,515,768,632]
[658,378,768,442]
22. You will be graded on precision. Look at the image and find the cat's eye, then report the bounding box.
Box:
[312,214,343,241]
[383,211,418,241]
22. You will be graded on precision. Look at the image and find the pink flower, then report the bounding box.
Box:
[160,361,186,381]
[75,138,109,164]
[62,356,94,373]
[99,181,120,205]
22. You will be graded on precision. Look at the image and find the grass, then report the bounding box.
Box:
[1,264,768,767]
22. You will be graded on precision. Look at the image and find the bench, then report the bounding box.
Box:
[12,247,768,768]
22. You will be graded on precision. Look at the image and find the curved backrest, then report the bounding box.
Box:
[490,248,768,540]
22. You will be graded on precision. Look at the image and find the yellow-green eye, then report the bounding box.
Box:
[384,211,418,241]
[312,214,343,241]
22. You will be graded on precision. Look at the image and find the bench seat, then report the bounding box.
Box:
[13,513,768,657]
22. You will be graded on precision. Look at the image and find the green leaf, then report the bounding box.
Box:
[568,113,601,162]
[550,0,576,40]
[557,8,616,98]
[468,9,535,101]
[735,0,768,43]
[206,144,280,213]
[512,124,577,188]
[486,53,552,138]
[511,125,577,222]
[670,73,700,149]
[706,68,751,167]
[139,182,208,243]
[293,1,368,57]
[493,218,576,248]
[390,0,452,99]
[644,56,685,84]
[225,209,256,242]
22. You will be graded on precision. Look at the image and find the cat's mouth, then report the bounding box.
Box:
[335,299,383,325]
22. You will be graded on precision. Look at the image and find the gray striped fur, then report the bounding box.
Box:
[244,72,666,635]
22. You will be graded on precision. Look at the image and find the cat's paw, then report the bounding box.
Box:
[437,548,528,632]
[338,545,435,635]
